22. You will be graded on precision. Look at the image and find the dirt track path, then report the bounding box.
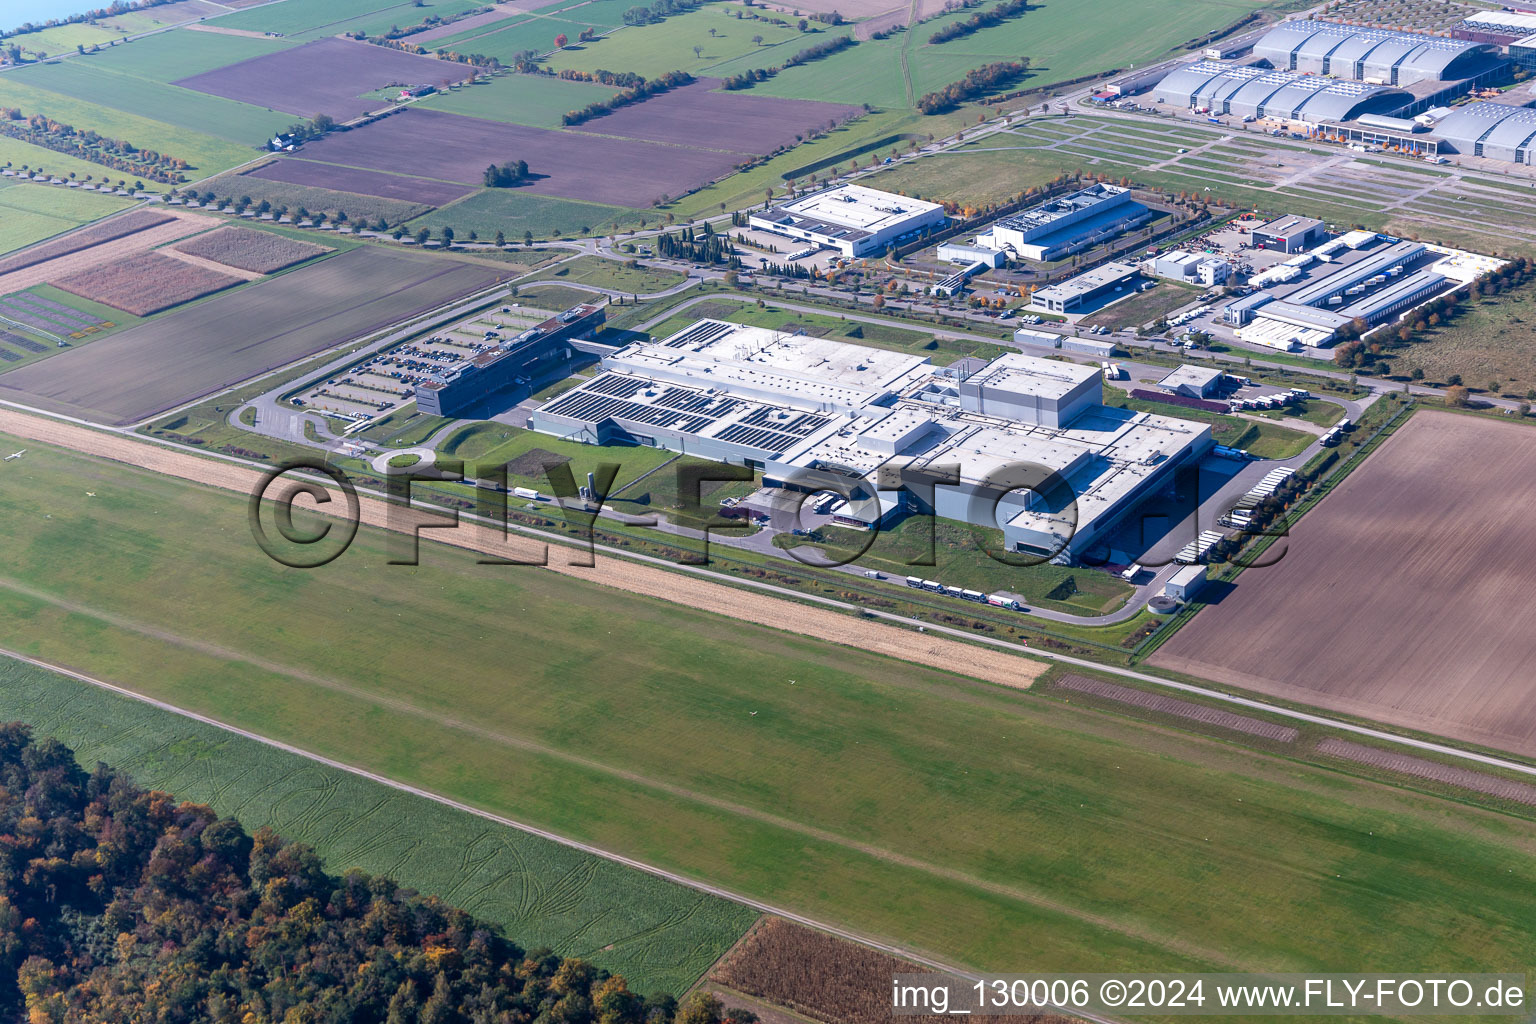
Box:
[0,407,1044,690]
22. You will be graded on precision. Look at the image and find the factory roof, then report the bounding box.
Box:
[1032,261,1140,303]
[1435,100,1536,154]
[1158,365,1224,392]
[1254,20,1494,83]
[992,183,1129,237]
[1461,10,1536,32]
[1336,268,1446,321]
[611,319,931,412]
[1253,214,1324,238]
[1156,61,1411,121]
[964,351,1101,400]
[754,184,942,242]
[1283,240,1427,307]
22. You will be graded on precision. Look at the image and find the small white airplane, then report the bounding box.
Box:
[3,450,24,461]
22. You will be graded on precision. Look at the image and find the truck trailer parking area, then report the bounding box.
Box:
[1150,410,1536,759]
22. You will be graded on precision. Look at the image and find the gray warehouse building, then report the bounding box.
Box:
[1031,261,1141,313]
[1154,61,1412,123]
[1253,21,1498,86]
[1434,101,1536,164]
[1250,215,1325,253]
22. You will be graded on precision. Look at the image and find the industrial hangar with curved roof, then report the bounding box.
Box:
[1153,62,1412,123]
[1435,101,1536,163]
[1254,20,1497,85]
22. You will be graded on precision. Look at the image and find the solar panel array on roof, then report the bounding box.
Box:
[714,423,810,453]
[1435,101,1536,163]
[541,389,717,435]
[1154,60,1411,122]
[664,320,733,349]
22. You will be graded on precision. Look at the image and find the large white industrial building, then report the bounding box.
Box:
[1252,21,1497,85]
[529,320,1212,561]
[749,184,946,258]
[1434,101,1536,164]
[1154,61,1413,123]
[981,183,1150,262]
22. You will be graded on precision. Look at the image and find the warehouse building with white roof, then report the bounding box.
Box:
[749,184,947,257]
[530,320,1212,561]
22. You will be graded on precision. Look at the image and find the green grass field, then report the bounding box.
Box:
[0,134,131,183]
[11,59,296,145]
[64,28,297,81]
[204,0,449,38]
[440,421,679,488]
[781,516,1133,614]
[417,72,619,127]
[3,4,230,56]
[530,254,687,294]
[414,188,641,239]
[0,179,135,256]
[1380,283,1536,396]
[746,0,1277,111]
[3,432,1536,989]
[0,71,262,178]
[0,656,757,996]
[545,7,814,79]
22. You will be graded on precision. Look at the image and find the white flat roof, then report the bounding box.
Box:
[966,351,1100,399]
[1159,364,1224,390]
[613,319,931,411]
[767,184,942,233]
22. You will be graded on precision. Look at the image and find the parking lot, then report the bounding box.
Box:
[291,305,549,424]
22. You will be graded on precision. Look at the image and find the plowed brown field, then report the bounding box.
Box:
[1152,411,1536,758]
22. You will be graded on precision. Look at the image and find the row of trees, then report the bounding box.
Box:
[561,70,693,126]
[0,107,187,182]
[367,3,496,41]
[719,34,854,89]
[916,59,1028,114]
[622,0,703,27]
[928,0,1030,45]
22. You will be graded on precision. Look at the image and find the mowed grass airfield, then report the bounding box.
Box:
[0,433,1534,986]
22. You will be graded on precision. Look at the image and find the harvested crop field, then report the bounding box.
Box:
[54,251,244,316]
[1053,675,1300,743]
[173,226,331,274]
[588,78,860,155]
[0,247,510,424]
[0,210,223,298]
[1151,411,1536,758]
[244,158,475,207]
[712,918,1069,1024]
[291,107,743,207]
[172,37,472,121]
[1317,739,1536,808]
[0,208,172,276]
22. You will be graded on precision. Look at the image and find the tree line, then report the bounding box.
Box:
[0,107,187,182]
[916,60,1029,114]
[720,35,854,89]
[0,723,762,1024]
[622,0,702,26]
[561,70,694,126]
[928,0,1030,45]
